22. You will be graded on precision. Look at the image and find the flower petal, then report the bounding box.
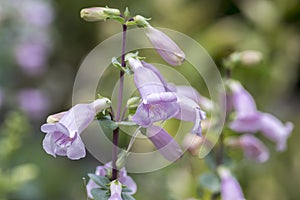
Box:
[66,134,86,160]
[147,125,182,161]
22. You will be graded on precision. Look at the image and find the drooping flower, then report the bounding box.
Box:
[227,80,293,151]
[128,57,179,127]
[108,180,122,200]
[86,162,137,199]
[140,61,207,135]
[227,134,269,163]
[218,167,245,200]
[147,125,182,161]
[41,98,111,160]
[258,112,293,151]
[133,15,185,66]
[174,94,206,136]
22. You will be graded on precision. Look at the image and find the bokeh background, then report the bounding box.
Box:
[0,0,299,199]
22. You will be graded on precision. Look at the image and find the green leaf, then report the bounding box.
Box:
[91,188,110,200]
[199,172,221,193]
[122,193,135,200]
[88,174,110,189]
[125,21,137,26]
[124,7,131,18]
[98,115,118,134]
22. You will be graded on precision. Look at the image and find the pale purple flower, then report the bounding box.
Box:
[144,26,185,66]
[15,41,49,76]
[228,134,269,163]
[259,112,293,151]
[218,167,245,200]
[147,125,182,161]
[173,85,213,111]
[227,80,293,151]
[17,88,50,119]
[140,61,206,135]
[128,58,179,127]
[174,94,206,136]
[228,80,261,133]
[18,0,54,27]
[41,98,110,160]
[109,180,122,200]
[86,162,137,199]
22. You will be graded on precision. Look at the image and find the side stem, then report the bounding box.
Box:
[112,24,127,180]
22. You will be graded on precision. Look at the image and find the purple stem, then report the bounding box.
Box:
[112,24,127,180]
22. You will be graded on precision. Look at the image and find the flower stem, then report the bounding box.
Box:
[112,24,127,180]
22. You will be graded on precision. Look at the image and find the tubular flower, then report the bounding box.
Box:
[141,61,206,135]
[86,162,137,199]
[218,167,245,200]
[41,98,111,160]
[144,26,185,66]
[227,134,269,163]
[108,181,122,200]
[128,57,179,126]
[258,112,293,151]
[147,125,182,161]
[174,94,206,136]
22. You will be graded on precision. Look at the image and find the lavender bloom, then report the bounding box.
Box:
[147,125,182,161]
[19,0,54,27]
[228,134,269,163]
[140,61,206,135]
[128,58,179,126]
[15,41,49,76]
[109,181,122,200]
[228,80,261,133]
[218,167,245,200]
[174,94,206,136]
[17,89,50,119]
[86,162,137,199]
[259,112,293,151]
[173,85,213,111]
[41,98,110,160]
[142,25,185,66]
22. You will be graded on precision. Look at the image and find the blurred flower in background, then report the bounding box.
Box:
[0,0,299,199]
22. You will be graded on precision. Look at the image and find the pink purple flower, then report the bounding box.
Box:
[41,98,110,160]
[86,162,137,199]
[218,167,245,200]
[147,125,182,161]
[108,180,122,200]
[227,134,269,163]
[143,26,185,66]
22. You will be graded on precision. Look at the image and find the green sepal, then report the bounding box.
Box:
[112,57,133,75]
[88,174,110,189]
[91,188,110,200]
[108,15,125,24]
[97,115,118,134]
[124,7,131,19]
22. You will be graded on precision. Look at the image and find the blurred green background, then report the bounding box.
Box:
[0,0,299,199]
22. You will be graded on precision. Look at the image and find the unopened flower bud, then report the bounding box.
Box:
[116,151,128,170]
[133,15,150,27]
[239,50,263,66]
[46,111,66,123]
[126,97,141,109]
[144,26,185,66]
[80,7,120,22]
